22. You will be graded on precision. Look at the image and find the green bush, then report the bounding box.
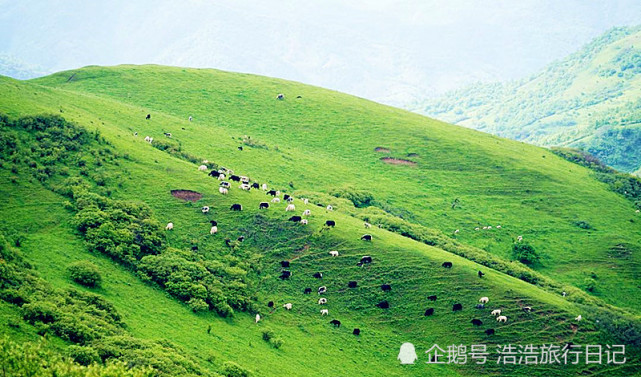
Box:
[511,243,540,265]
[67,345,100,366]
[330,186,375,208]
[221,361,251,377]
[68,260,102,288]
[188,298,209,312]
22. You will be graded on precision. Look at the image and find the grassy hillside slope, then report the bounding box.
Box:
[20,65,641,313]
[0,67,640,376]
[415,26,641,174]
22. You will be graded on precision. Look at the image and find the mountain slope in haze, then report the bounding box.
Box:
[4,1,641,106]
[415,26,641,174]
[1,66,640,376]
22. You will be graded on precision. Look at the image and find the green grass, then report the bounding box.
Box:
[1,66,641,376]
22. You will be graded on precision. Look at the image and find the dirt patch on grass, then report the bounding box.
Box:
[171,189,203,202]
[381,157,417,166]
[374,147,390,153]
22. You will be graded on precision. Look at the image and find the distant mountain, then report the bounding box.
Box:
[414,26,641,174]
[3,1,641,106]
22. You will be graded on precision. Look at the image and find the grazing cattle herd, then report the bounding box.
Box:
[147,121,586,341]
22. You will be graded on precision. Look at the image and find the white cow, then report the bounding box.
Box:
[326,205,333,211]
[303,198,309,205]
[302,209,311,216]
[479,297,489,304]
[219,187,228,195]
[255,314,261,323]
[454,229,460,234]
[318,298,327,305]
[218,174,226,181]
[210,226,218,235]
[475,227,480,231]
[364,222,372,229]
[240,176,249,183]
[496,225,502,229]
[283,303,293,310]
[320,309,329,316]
[188,116,192,122]
[198,165,208,171]
[300,219,308,225]
[285,204,295,211]
[144,136,151,142]
[271,198,281,203]
[262,183,268,191]
[517,236,523,242]
[165,222,174,230]
[497,316,508,323]
[318,286,327,294]
[329,250,339,257]
[202,206,210,213]
[240,184,251,191]
[575,315,582,322]
[491,309,501,316]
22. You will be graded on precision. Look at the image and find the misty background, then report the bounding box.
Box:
[2,0,641,107]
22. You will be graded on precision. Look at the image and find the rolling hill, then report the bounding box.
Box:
[414,25,641,174]
[1,65,640,376]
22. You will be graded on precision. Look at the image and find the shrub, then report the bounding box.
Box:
[330,186,375,208]
[188,298,209,312]
[221,361,251,377]
[261,329,274,342]
[584,278,597,292]
[67,345,100,366]
[573,220,593,230]
[511,243,539,265]
[270,337,284,349]
[68,260,102,288]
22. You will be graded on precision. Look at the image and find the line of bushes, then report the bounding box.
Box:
[551,147,641,208]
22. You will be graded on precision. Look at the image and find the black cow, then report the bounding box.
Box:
[471,319,483,326]
[288,216,302,222]
[284,194,291,201]
[267,190,278,196]
[330,319,341,328]
[224,239,232,247]
[230,204,242,211]
[428,295,437,301]
[348,281,358,288]
[352,328,360,335]
[237,236,245,242]
[475,304,485,309]
[267,301,274,308]
[191,245,199,251]
[452,303,463,311]
[208,170,220,177]
[210,220,218,226]
[287,197,294,203]
[252,183,260,189]
[220,181,231,188]
[360,256,372,264]
[325,220,336,227]
[280,270,291,279]
[478,270,485,278]
[280,261,290,268]
[424,308,434,316]
[230,175,241,182]
[381,284,392,292]
[303,288,312,294]
[442,262,453,268]
[238,146,243,151]
[361,234,372,241]
[259,202,270,209]
[376,301,390,309]
[146,114,151,119]
[313,272,323,279]
[485,329,495,336]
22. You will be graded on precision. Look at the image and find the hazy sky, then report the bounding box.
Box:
[2,0,641,105]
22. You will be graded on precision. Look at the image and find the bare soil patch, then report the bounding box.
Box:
[381,157,417,166]
[374,147,390,153]
[171,189,203,202]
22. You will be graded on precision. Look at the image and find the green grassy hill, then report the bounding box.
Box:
[415,26,641,174]
[1,66,640,376]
